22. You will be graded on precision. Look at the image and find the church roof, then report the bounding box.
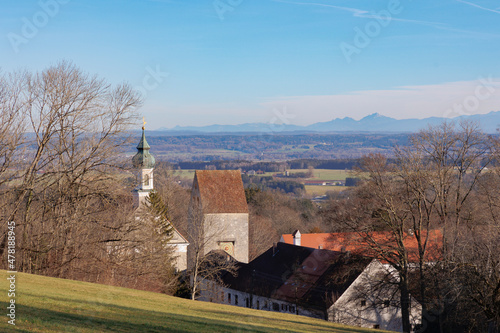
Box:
[132,128,155,169]
[194,170,248,214]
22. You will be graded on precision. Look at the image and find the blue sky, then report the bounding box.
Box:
[2,0,500,129]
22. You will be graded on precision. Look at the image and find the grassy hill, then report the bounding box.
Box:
[0,270,388,332]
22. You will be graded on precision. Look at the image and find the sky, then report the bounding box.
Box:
[2,0,500,129]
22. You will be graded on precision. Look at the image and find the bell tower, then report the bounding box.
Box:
[132,119,155,208]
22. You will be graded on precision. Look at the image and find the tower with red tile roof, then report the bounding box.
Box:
[187,170,249,265]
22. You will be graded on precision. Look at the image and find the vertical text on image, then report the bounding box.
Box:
[6,221,16,326]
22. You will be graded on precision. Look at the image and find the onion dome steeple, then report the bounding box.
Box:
[132,121,155,169]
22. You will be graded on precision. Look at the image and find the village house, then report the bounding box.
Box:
[198,242,422,332]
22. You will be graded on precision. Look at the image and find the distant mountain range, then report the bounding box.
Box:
[156,111,500,134]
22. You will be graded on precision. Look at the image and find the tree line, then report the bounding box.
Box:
[322,121,500,332]
[0,62,181,293]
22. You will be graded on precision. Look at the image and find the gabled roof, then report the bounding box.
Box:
[220,242,370,311]
[281,230,444,263]
[169,224,189,245]
[194,170,248,214]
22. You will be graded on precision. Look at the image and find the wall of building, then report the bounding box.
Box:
[172,243,188,272]
[198,281,323,319]
[203,213,249,263]
[329,260,422,332]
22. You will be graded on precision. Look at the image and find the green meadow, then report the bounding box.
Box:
[0,270,386,332]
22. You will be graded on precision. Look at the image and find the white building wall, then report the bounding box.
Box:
[329,260,422,332]
[198,283,323,319]
[171,243,188,271]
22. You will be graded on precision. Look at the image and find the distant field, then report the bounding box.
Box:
[171,169,352,180]
[0,270,384,333]
[171,169,196,180]
[304,185,348,196]
[290,169,353,180]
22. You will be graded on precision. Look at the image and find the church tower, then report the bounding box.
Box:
[187,170,249,266]
[132,121,155,208]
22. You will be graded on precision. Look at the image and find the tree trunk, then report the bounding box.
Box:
[400,272,412,333]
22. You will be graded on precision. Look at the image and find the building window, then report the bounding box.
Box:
[289,305,295,313]
[360,300,366,307]
[273,303,279,311]
[256,300,260,309]
[228,293,231,304]
[235,295,238,305]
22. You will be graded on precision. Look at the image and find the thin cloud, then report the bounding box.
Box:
[455,0,500,14]
[273,0,446,27]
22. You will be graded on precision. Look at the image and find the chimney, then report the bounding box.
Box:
[292,230,301,246]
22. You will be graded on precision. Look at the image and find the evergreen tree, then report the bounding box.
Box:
[145,190,174,244]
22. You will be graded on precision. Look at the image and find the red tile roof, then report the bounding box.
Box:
[194,170,248,214]
[281,230,443,263]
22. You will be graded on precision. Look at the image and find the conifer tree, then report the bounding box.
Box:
[145,190,174,244]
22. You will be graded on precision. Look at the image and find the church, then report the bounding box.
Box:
[131,123,249,272]
[131,123,189,271]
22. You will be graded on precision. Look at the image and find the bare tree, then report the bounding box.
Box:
[0,61,141,278]
[186,202,237,300]
[329,121,495,332]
